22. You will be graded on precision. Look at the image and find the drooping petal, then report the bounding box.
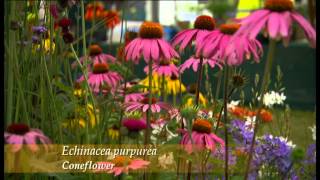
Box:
[157,39,171,60]
[151,40,160,60]
[291,12,316,48]
[178,30,197,52]
[248,13,270,39]
[142,39,152,62]
[279,11,291,38]
[268,12,280,38]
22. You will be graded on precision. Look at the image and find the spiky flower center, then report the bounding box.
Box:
[170,74,178,80]
[159,59,171,66]
[139,22,163,39]
[188,84,197,94]
[232,74,245,87]
[264,0,293,11]
[141,97,157,104]
[7,123,30,135]
[74,82,81,89]
[219,24,241,35]
[192,119,212,134]
[194,15,215,30]
[93,63,109,74]
[89,44,103,56]
[112,156,131,167]
[112,125,119,130]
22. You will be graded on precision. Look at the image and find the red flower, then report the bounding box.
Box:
[59,18,72,28]
[259,109,273,123]
[104,10,120,29]
[85,2,105,21]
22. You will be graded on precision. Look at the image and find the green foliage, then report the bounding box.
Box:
[206,0,236,20]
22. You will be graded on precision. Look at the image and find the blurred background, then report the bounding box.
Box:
[70,0,316,110]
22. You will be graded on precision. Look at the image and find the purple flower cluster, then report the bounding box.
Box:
[253,134,293,176]
[32,26,47,34]
[229,119,254,146]
[304,143,316,164]
[230,120,297,179]
[298,143,316,179]
[31,25,47,44]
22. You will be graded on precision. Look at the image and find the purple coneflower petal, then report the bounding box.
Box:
[268,13,280,38]
[249,14,270,39]
[291,12,316,48]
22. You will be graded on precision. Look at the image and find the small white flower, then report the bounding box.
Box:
[158,152,175,169]
[244,116,256,131]
[279,136,296,148]
[309,125,316,141]
[166,125,178,140]
[258,91,286,108]
[228,100,240,110]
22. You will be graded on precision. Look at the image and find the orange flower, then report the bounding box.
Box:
[229,106,256,119]
[85,2,105,21]
[103,10,120,29]
[259,109,273,122]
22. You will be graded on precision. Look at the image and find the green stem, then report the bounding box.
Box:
[161,74,165,101]
[223,66,229,180]
[145,61,153,145]
[215,71,223,100]
[214,87,235,133]
[6,1,15,125]
[195,56,204,106]
[244,39,277,179]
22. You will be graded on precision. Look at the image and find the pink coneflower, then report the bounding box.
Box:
[197,23,263,66]
[180,119,225,154]
[124,97,171,113]
[179,56,222,73]
[125,22,179,64]
[234,0,316,48]
[122,118,147,132]
[150,118,167,129]
[124,93,145,103]
[124,92,146,103]
[4,123,52,153]
[78,63,122,92]
[144,59,179,77]
[172,15,216,52]
[72,44,116,69]
[168,108,186,127]
[95,156,150,176]
[118,81,147,103]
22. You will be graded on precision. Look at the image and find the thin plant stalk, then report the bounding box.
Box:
[195,56,204,106]
[145,60,153,145]
[223,65,229,180]
[214,87,235,133]
[215,70,223,100]
[117,0,128,145]
[244,39,277,179]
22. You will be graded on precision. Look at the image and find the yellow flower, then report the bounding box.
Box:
[74,89,85,97]
[108,126,120,140]
[86,104,99,127]
[73,82,86,98]
[139,73,161,94]
[62,104,99,129]
[185,93,207,107]
[164,75,186,95]
[32,33,55,54]
[61,117,86,129]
